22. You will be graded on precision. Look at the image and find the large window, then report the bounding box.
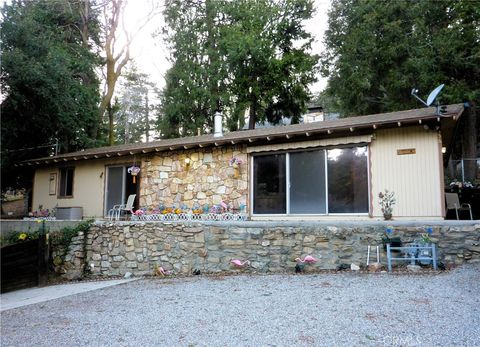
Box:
[252,146,369,215]
[59,167,74,197]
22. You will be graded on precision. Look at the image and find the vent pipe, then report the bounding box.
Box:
[213,110,223,137]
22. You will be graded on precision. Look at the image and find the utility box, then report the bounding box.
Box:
[56,207,83,220]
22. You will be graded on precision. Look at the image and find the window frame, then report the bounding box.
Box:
[58,166,75,198]
[250,145,370,216]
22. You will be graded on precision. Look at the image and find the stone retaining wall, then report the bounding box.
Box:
[56,221,480,278]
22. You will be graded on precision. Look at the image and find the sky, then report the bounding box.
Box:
[124,0,332,94]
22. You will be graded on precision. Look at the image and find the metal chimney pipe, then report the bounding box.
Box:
[213,110,223,137]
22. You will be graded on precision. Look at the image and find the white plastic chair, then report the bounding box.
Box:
[108,194,136,220]
[445,192,473,220]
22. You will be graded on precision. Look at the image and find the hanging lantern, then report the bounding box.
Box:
[128,165,141,183]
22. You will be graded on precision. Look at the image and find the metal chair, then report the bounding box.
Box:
[445,192,473,220]
[108,194,136,220]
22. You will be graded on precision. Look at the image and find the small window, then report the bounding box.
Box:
[59,167,74,197]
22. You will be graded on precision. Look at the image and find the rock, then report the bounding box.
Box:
[53,256,63,266]
[350,263,360,271]
[367,262,383,272]
[124,272,133,279]
[336,263,350,271]
[407,264,422,272]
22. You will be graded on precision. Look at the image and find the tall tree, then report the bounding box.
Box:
[159,0,318,137]
[159,0,230,138]
[223,0,318,129]
[115,64,158,144]
[321,0,479,115]
[98,0,159,145]
[1,0,101,188]
[321,0,480,179]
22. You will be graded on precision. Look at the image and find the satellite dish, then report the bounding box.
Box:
[411,84,445,107]
[426,84,444,106]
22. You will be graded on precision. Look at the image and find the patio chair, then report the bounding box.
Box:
[108,194,136,221]
[445,192,473,220]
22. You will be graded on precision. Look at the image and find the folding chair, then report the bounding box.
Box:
[445,192,473,220]
[108,194,136,220]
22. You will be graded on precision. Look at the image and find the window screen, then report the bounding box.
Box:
[290,150,327,214]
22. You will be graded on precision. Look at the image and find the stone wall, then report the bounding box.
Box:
[55,221,480,278]
[139,145,248,211]
[51,232,86,280]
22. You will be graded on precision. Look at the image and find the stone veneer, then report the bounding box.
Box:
[54,221,480,279]
[139,145,248,211]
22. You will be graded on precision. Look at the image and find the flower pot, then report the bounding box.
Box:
[383,213,392,220]
[234,167,239,178]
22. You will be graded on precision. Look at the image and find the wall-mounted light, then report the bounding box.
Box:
[184,157,191,169]
[441,147,446,154]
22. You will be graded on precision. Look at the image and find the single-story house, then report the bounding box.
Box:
[20,104,464,220]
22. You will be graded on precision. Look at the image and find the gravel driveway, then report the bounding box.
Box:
[2,264,479,347]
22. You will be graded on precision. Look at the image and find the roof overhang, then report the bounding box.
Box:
[17,104,464,167]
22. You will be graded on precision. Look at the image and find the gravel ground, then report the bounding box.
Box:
[1,264,479,347]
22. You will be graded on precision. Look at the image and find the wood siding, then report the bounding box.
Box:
[370,126,443,218]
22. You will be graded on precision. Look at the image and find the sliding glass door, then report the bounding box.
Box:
[252,146,369,215]
[289,150,327,214]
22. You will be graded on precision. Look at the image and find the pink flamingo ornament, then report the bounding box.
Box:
[155,266,170,276]
[295,255,318,264]
[230,259,251,268]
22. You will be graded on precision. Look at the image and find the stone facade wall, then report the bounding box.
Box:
[139,145,248,211]
[55,221,480,278]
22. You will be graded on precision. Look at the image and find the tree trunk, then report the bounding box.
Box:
[108,102,114,146]
[463,102,478,181]
[145,91,150,142]
[206,0,219,117]
[248,95,257,129]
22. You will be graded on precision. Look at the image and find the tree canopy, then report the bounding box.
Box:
[115,64,159,144]
[1,0,101,187]
[158,0,318,137]
[321,0,480,116]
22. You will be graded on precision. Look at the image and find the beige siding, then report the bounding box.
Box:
[33,158,131,218]
[370,126,443,218]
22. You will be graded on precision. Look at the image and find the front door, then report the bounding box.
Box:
[104,165,138,216]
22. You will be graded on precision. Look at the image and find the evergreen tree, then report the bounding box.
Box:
[321,0,480,115]
[115,65,159,144]
[321,0,480,180]
[1,0,101,188]
[159,0,318,136]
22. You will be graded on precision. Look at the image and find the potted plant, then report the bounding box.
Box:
[229,157,243,178]
[417,227,434,265]
[378,190,396,220]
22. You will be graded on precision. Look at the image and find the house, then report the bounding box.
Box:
[20,104,464,220]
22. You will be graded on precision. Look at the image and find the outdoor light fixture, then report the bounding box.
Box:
[184,157,191,169]
[442,147,447,154]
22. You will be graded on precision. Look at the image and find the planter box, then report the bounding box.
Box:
[1,199,26,218]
